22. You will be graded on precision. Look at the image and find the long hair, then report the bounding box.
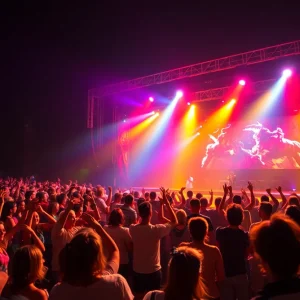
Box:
[164,246,205,300]
[0,201,15,222]
[11,245,46,293]
[59,227,106,285]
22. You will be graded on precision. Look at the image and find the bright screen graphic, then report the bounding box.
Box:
[201,119,300,169]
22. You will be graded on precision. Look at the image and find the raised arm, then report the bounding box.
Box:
[158,197,171,224]
[82,213,119,267]
[244,181,255,211]
[208,189,214,208]
[266,188,279,212]
[56,200,74,231]
[160,187,178,226]
[178,187,186,208]
[90,196,101,222]
[20,224,45,252]
[106,186,113,207]
[218,184,228,215]
[276,186,287,210]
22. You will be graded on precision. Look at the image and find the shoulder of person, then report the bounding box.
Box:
[216,226,225,232]
[30,288,48,300]
[143,290,164,300]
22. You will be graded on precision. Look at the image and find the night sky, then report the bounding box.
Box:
[1,2,299,181]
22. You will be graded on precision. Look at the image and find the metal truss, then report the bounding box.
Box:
[193,79,276,102]
[90,40,300,98]
[88,40,300,128]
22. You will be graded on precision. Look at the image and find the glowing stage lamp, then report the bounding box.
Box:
[151,111,155,115]
[176,90,183,98]
[149,97,154,102]
[187,102,191,106]
[156,112,160,116]
[196,132,200,136]
[231,98,237,103]
[282,69,292,78]
[239,79,246,86]
[123,119,126,123]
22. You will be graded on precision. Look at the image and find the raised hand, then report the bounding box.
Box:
[0,192,5,205]
[275,186,282,193]
[19,224,34,234]
[209,189,213,196]
[82,212,99,228]
[179,187,186,194]
[36,205,45,214]
[223,184,229,195]
[266,188,271,194]
[247,181,254,192]
[241,188,246,195]
[228,186,233,194]
[108,186,112,193]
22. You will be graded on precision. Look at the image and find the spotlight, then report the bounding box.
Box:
[187,102,191,106]
[196,132,200,136]
[176,90,183,98]
[222,100,225,103]
[239,79,246,86]
[156,112,160,116]
[231,98,237,103]
[191,104,195,108]
[151,111,155,115]
[199,125,203,128]
[123,119,126,123]
[282,69,292,78]
[149,97,154,102]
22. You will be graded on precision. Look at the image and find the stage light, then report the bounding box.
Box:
[187,102,191,106]
[149,97,154,102]
[191,104,195,108]
[222,100,225,103]
[123,119,126,123]
[231,98,237,103]
[196,132,200,136]
[156,112,160,116]
[282,69,292,78]
[239,79,246,86]
[199,125,203,128]
[176,90,183,98]
[151,111,155,115]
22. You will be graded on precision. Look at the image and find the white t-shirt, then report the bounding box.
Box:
[129,223,172,274]
[104,226,132,264]
[49,274,133,300]
[51,225,81,271]
[95,197,108,223]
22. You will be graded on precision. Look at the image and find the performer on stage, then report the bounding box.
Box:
[186,176,194,189]
[227,172,236,187]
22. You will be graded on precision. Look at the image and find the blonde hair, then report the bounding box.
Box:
[176,209,187,226]
[12,245,46,292]
[60,227,106,285]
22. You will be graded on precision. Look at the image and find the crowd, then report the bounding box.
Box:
[0,176,299,299]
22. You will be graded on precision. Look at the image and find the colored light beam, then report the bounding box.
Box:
[205,98,237,131]
[181,104,197,137]
[130,94,180,178]
[244,75,288,121]
[129,113,159,139]
[121,111,156,127]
